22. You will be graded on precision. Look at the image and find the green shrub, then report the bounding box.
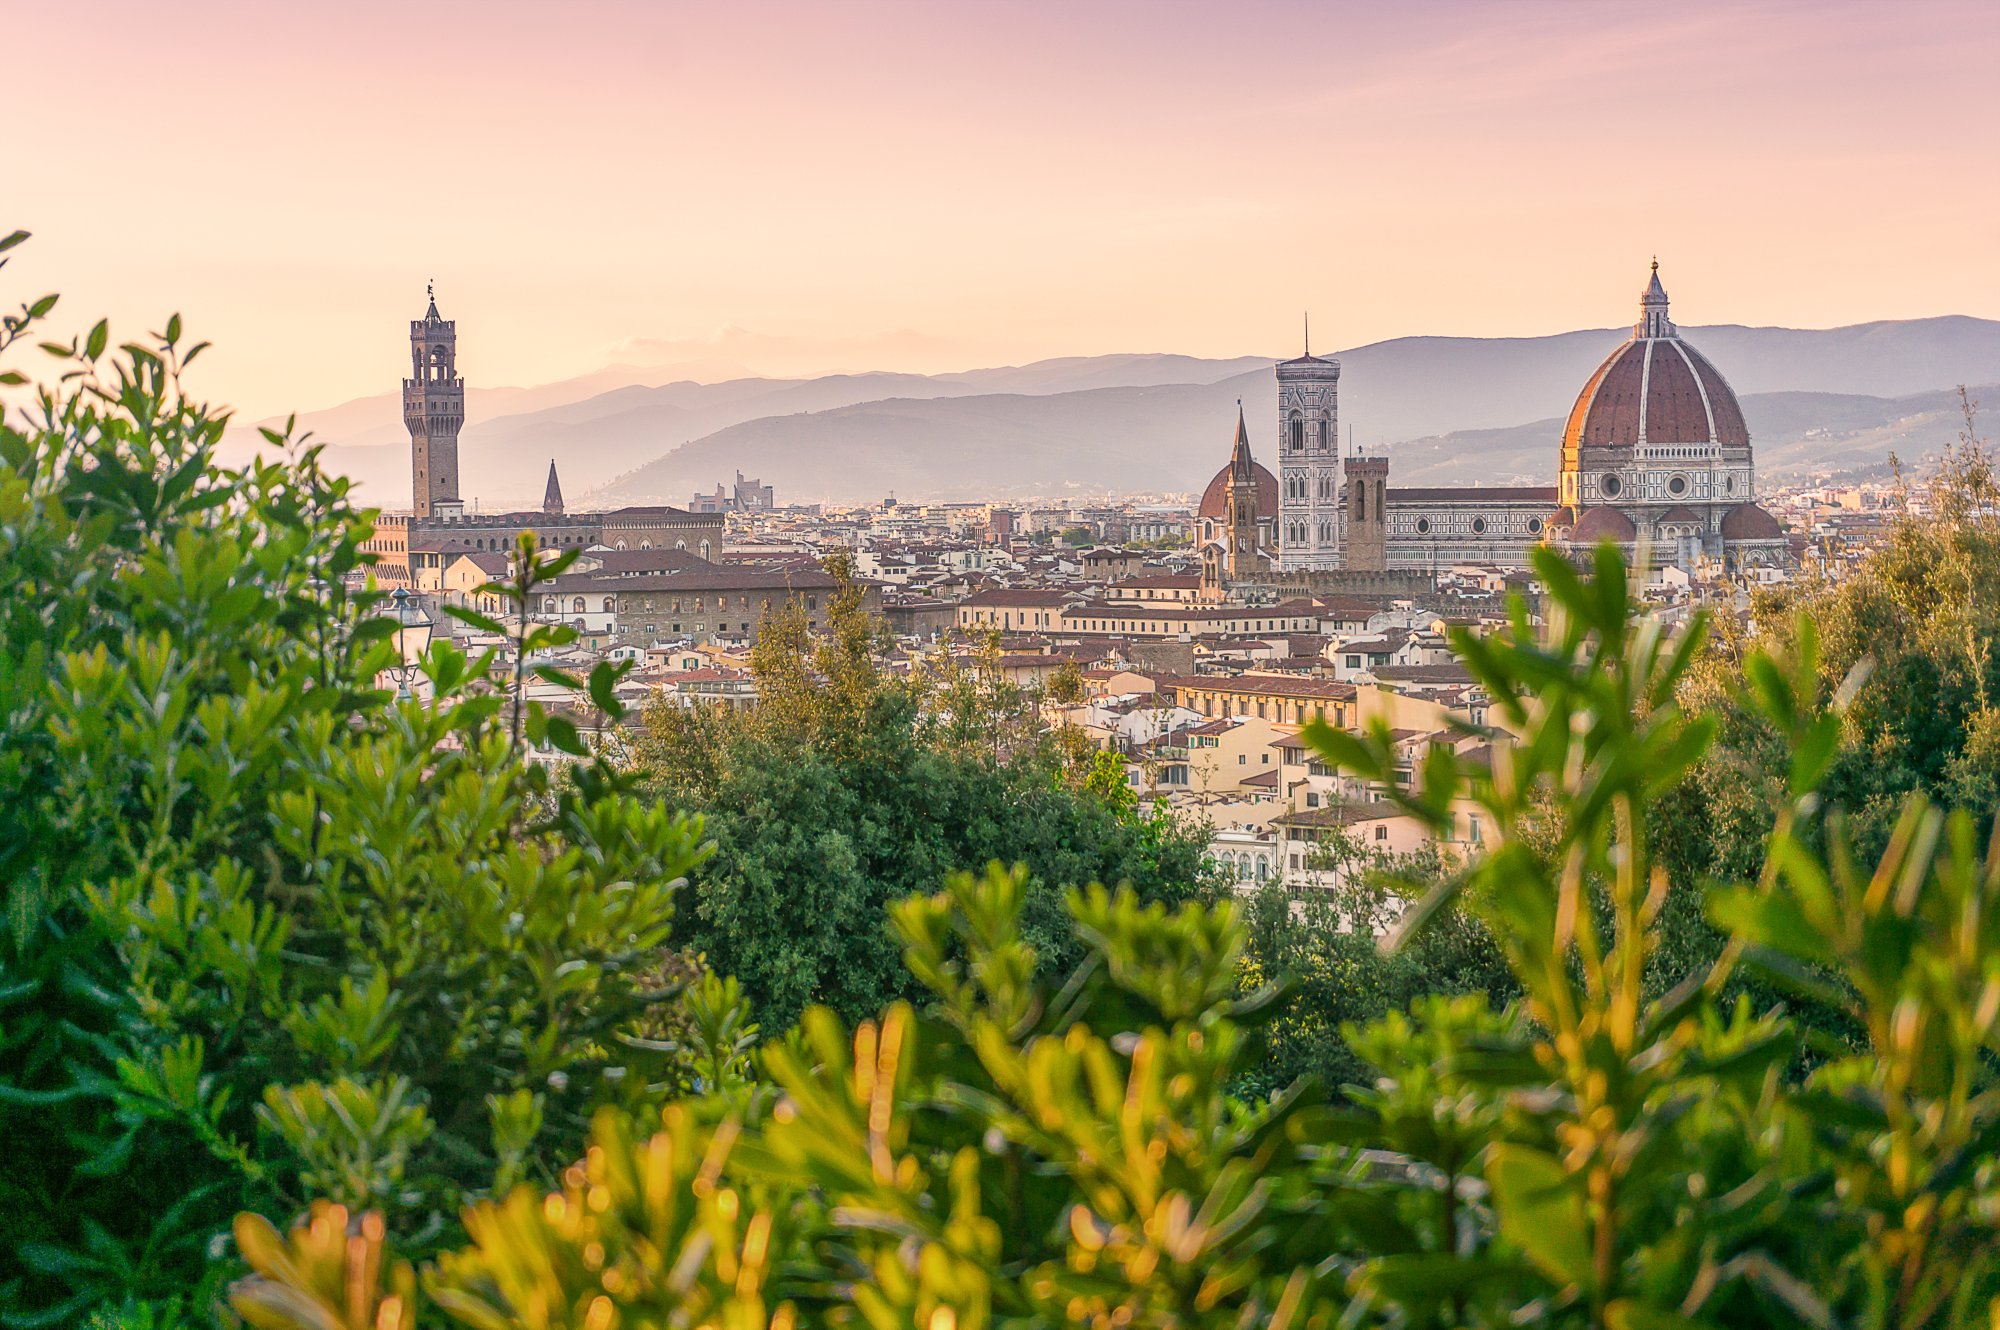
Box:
[0,240,714,1324]
[234,546,2000,1328]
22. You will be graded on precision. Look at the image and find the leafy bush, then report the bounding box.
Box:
[0,242,714,1323]
[633,579,1216,1032]
[236,545,2000,1328]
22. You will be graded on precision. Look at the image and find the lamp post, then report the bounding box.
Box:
[387,586,434,701]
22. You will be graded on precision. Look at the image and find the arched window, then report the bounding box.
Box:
[1354,480,1367,521]
[699,540,712,561]
[1317,413,1330,448]
[573,596,586,613]
[1288,412,1303,451]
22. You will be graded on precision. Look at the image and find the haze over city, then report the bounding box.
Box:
[15,0,2000,421]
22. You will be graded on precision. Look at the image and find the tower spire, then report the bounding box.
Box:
[542,459,565,516]
[1637,260,1672,339]
[1304,311,1310,358]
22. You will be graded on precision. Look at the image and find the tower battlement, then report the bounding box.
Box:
[404,291,464,517]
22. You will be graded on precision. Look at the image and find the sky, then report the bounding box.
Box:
[12,0,2000,420]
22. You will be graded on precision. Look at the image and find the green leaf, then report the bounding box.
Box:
[443,604,508,635]
[84,319,107,361]
[1605,1302,1721,1330]
[0,228,28,254]
[1487,1144,1594,1290]
[533,664,583,690]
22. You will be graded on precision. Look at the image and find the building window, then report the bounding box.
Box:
[1375,825,1388,841]
[1289,412,1303,451]
[1472,516,1487,535]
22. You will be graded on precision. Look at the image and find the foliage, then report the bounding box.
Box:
[1672,399,2000,873]
[0,247,714,1324]
[632,570,1215,1033]
[238,541,2000,1329]
[1232,868,1516,1101]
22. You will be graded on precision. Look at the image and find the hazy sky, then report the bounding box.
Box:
[14,0,2000,419]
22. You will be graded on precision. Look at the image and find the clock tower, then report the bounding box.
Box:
[404,285,464,517]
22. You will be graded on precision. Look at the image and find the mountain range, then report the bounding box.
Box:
[218,317,2000,507]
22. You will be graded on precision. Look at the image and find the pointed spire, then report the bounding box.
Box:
[424,279,441,322]
[542,459,565,515]
[1637,260,1672,339]
[1304,311,1310,358]
[1230,401,1255,479]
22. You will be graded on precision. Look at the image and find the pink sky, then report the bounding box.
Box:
[13,0,2000,419]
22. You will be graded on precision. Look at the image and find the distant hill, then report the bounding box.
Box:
[218,353,1272,504]
[221,319,2000,507]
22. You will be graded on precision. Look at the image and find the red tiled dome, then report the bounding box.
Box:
[1570,505,1638,542]
[1720,502,1784,540]
[1562,266,1749,455]
[1563,338,1749,452]
[1197,460,1278,520]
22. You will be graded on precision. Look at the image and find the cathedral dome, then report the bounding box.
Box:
[1569,504,1638,542]
[1561,265,1749,455]
[1198,460,1277,520]
[1720,502,1784,540]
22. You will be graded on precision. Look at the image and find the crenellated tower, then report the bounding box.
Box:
[1275,320,1341,570]
[1341,455,1389,571]
[404,285,464,516]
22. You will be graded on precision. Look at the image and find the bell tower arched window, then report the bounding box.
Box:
[1288,412,1303,452]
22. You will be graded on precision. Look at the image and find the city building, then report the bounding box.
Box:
[1197,265,1793,583]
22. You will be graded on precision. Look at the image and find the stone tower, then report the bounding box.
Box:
[1276,322,1341,571]
[1342,455,1389,572]
[1224,406,1266,581]
[404,285,464,516]
[542,460,565,516]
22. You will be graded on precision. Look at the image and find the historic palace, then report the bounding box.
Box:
[1197,265,1791,588]
[360,289,724,584]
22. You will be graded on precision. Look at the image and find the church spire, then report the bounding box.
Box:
[1637,259,1673,338]
[1230,400,1254,478]
[542,459,565,516]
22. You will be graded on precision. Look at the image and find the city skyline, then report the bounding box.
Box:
[15,0,2000,420]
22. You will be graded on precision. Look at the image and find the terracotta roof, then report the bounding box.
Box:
[1657,505,1704,523]
[1159,675,1357,701]
[1720,502,1785,540]
[607,568,839,593]
[960,587,1078,607]
[1388,487,1558,504]
[449,552,511,574]
[587,548,716,576]
[1571,506,1639,541]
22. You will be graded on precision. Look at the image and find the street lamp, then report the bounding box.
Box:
[387,586,434,700]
